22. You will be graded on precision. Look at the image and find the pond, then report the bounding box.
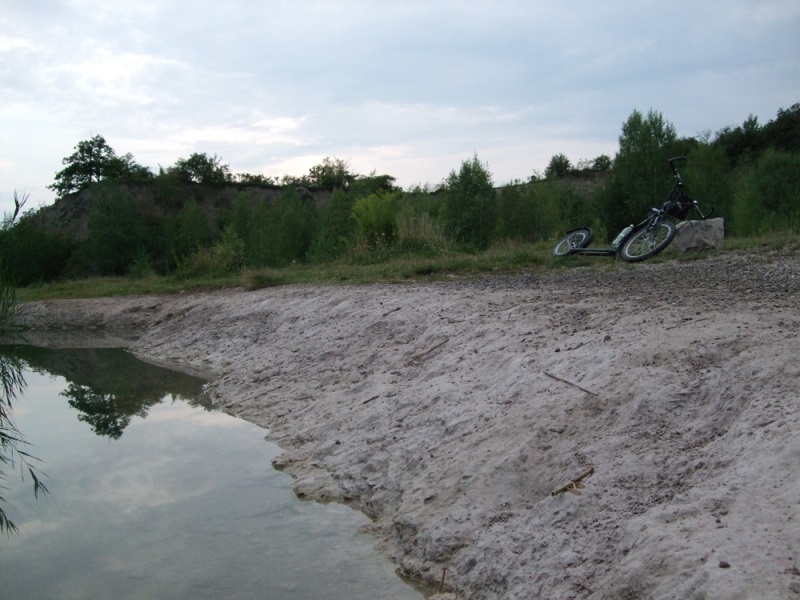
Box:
[0,345,423,600]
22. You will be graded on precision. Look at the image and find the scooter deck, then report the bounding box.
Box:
[570,247,617,257]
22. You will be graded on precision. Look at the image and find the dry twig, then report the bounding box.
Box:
[551,467,595,496]
[544,371,599,397]
[406,338,449,365]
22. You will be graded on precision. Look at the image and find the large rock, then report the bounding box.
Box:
[674,217,724,253]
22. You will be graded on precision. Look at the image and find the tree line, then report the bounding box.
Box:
[1,103,798,286]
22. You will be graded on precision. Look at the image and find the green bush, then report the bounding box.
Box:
[0,217,73,285]
[442,154,496,250]
[685,143,734,223]
[127,247,156,279]
[174,198,214,259]
[395,205,449,252]
[267,188,318,266]
[732,150,800,235]
[352,192,401,247]
[496,180,578,242]
[308,188,355,262]
[87,183,155,276]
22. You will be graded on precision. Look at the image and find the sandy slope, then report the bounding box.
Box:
[15,252,800,599]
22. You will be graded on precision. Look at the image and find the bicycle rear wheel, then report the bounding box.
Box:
[552,228,594,256]
[619,221,676,262]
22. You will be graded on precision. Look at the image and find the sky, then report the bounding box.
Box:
[1,0,798,219]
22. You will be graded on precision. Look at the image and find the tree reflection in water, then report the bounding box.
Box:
[61,384,138,440]
[1,345,209,440]
[0,344,208,532]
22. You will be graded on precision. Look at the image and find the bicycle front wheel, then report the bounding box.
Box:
[552,228,594,256]
[619,221,676,262]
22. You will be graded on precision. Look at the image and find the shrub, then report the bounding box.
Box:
[732,150,800,235]
[174,198,214,259]
[442,154,496,250]
[308,188,355,262]
[496,180,577,242]
[87,183,155,276]
[352,192,401,247]
[395,205,449,252]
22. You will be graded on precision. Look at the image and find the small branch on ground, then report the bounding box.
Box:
[544,371,599,397]
[551,467,595,496]
[407,338,449,365]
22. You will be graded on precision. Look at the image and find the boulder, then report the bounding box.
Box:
[674,217,724,253]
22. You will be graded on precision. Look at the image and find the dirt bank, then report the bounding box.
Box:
[14,251,800,599]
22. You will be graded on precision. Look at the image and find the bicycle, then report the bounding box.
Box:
[552,157,713,262]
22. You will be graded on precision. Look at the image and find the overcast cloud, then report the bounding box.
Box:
[1,0,798,217]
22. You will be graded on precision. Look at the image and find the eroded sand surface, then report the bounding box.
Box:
[15,252,800,599]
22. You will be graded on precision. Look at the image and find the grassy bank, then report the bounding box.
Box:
[15,233,800,302]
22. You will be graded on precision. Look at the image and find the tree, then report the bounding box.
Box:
[87,183,154,275]
[49,135,152,197]
[0,216,73,285]
[174,198,214,257]
[591,154,613,171]
[307,157,354,190]
[760,103,800,154]
[544,153,573,179]
[442,154,496,249]
[308,188,355,261]
[170,152,232,185]
[713,114,763,167]
[610,109,678,228]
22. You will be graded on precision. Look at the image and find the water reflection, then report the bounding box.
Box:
[1,345,207,439]
[0,345,423,599]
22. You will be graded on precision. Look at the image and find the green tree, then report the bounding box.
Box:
[170,153,232,185]
[592,154,613,171]
[87,183,154,275]
[760,103,800,154]
[349,172,399,197]
[545,153,573,179]
[685,142,733,223]
[308,188,355,261]
[174,198,214,258]
[0,215,73,285]
[496,181,581,242]
[49,135,152,197]
[442,154,496,250]
[731,150,800,235]
[267,188,318,266]
[714,114,763,167]
[307,157,354,190]
[610,109,678,230]
[244,199,273,267]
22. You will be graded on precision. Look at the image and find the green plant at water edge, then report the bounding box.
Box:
[0,276,15,326]
[0,236,48,533]
[0,348,49,535]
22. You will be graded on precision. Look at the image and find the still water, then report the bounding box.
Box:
[0,345,422,600]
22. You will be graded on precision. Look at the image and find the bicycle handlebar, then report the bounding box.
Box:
[668,156,687,181]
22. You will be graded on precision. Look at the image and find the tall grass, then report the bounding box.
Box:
[1,274,49,535]
[13,229,800,302]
